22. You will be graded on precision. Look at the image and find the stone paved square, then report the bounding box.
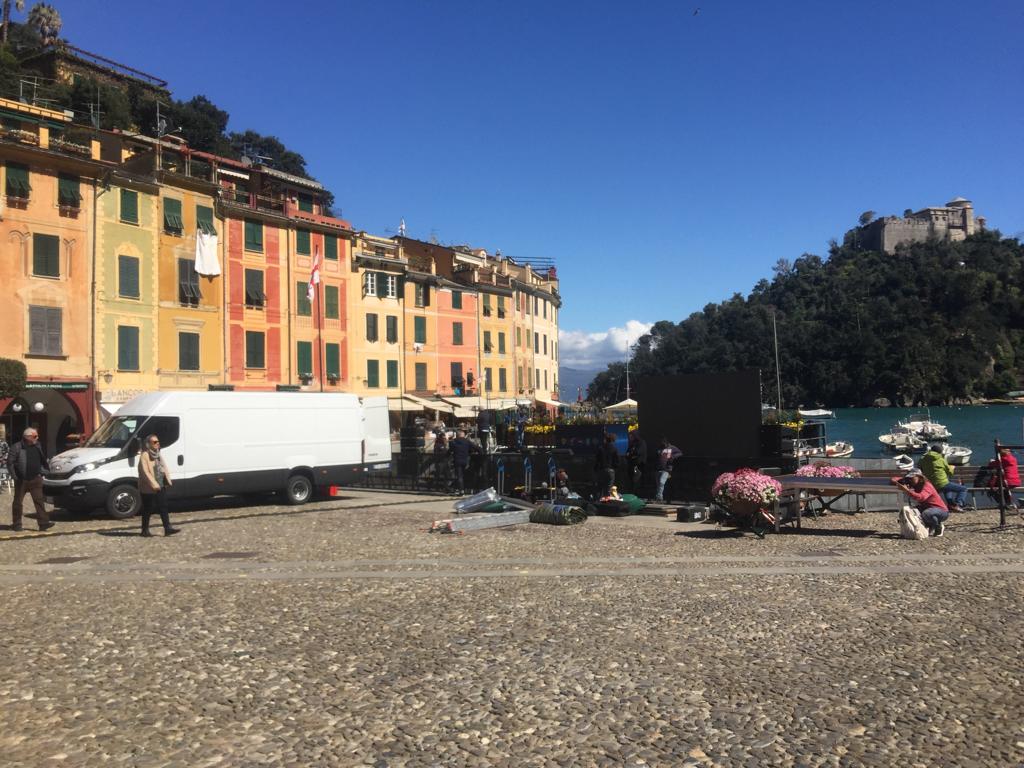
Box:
[1,490,1022,767]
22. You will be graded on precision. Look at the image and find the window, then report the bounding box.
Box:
[482,294,492,316]
[28,306,61,356]
[536,369,541,388]
[483,330,492,353]
[296,228,311,255]
[534,332,539,353]
[325,343,340,379]
[415,362,427,391]
[57,174,81,208]
[484,367,493,392]
[196,204,215,235]
[297,192,314,213]
[385,274,398,298]
[295,281,311,316]
[245,331,265,368]
[415,283,430,307]
[324,285,339,319]
[452,322,463,346]
[499,368,507,392]
[178,258,201,306]
[366,359,380,388]
[516,327,521,347]
[117,325,140,371]
[178,332,200,371]
[414,316,426,344]
[32,234,60,277]
[450,362,463,389]
[363,271,377,296]
[163,197,183,234]
[543,300,548,319]
[386,315,398,343]
[517,366,523,390]
[544,370,549,390]
[244,269,266,309]
[365,313,379,342]
[118,255,140,299]
[534,296,539,315]
[386,359,399,388]
[543,334,548,355]
[5,162,30,199]
[297,341,313,376]
[451,290,463,309]
[324,234,338,260]
[498,332,506,354]
[244,219,263,252]
[120,189,139,224]
[497,296,506,318]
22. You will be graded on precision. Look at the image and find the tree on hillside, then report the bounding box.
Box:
[1,0,25,44]
[227,130,308,177]
[26,1,59,45]
[858,210,876,226]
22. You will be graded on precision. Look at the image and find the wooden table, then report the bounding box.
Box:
[774,475,905,532]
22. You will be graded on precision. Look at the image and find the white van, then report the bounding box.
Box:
[43,391,391,519]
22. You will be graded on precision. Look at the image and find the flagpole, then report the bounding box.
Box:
[316,281,324,392]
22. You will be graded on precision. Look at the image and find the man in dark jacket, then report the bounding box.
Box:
[7,427,53,531]
[626,432,647,494]
[449,430,481,495]
[594,433,620,498]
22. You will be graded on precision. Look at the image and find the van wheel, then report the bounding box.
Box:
[285,475,313,505]
[106,484,142,519]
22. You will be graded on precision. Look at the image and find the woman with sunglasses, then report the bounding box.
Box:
[138,435,181,537]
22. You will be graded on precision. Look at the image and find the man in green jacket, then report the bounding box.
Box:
[919,444,968,512]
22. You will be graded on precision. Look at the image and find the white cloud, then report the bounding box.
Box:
[558,320,654,369]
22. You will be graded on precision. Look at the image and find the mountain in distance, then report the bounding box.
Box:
[559,366,601,403]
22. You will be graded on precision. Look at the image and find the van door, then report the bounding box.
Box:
[136,416,186,498]
[361,397,391,465]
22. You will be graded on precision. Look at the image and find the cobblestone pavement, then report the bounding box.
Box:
[1,490,1022,766]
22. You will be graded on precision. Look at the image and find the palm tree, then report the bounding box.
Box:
[1,0,26,45]
[26,1,59,46]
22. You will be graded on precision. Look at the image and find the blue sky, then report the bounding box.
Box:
[52,0,1024,367]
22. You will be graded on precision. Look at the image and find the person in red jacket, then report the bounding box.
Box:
[891,469,949,537]
[988,447,1020,508]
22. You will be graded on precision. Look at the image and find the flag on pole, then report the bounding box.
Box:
[307,244,321,301]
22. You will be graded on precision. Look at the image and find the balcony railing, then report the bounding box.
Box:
[1,127,39,146]
[221,190,286,215]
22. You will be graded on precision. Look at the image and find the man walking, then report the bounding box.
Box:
[7,427,53,531]
[626,431,647,494]
[449,430,480,495]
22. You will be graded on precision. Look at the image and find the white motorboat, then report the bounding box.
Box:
[879,426,926,452]
[894,454,916,472]
[824,441,854,458]
[794,440,854,459]
[898,412,951,441]
[798,408,834,419]
[941,444,973,465]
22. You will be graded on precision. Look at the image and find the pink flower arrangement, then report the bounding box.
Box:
[712,468,783,507]
[795,462,860,479]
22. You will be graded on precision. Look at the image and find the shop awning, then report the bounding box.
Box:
[603,398,638,412]
[534,395,565,409]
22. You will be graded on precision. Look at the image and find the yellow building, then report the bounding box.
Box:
[348,233,405,396]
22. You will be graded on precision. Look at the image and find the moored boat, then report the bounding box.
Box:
[898,412,951,441]
[798,408,834,419]
[879,426,926,452]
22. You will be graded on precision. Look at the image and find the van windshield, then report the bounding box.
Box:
[85,416,144,449]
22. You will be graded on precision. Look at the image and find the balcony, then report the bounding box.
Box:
[221,190,286,216]
[354,249,407,266]
[1,126,39,146]
[49,135,93,158]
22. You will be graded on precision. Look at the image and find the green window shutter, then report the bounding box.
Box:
[245,331,265,368]
[386,360,399,388]
[28,305,62,355]
[245,269,265,308]
[297,341,313,376]
[386,315,398,343]
[296,281,311,316]
[414,316,426,344]
[484,331,492,351]
[498,333,506,354]
[415,363,427,391]
[32,234,60,277]
[244,219,263,252]
[485,368,493,391]
[325,343,340,378]
[179,332,200,371]
[196,205,215,235]
[297,192,314,213]
[178,258,201,306]
[120,189,139,224]
[499,368,507,391]
[163,197,183,233]
[377,272,388,298]
[366,360,379,388]
[58,174,81,207]
[118,255,140,298]
[117,326,139,370]
[451,290,462,309]
[423,286,431,307]
[324,285,339,319]
[5,162,30,198]
[324,234,338,260]
[497,296,506,316]
[453,322,463,346]
[296,229,311,255]
[366,313,378,342]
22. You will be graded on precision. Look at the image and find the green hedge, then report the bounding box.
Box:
[0,358,27,399]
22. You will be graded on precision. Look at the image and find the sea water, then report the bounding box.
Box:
[820,405,1024,462]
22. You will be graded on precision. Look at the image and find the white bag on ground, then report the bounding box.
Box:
[898,505,929,540]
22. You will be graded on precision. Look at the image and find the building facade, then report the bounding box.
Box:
[857,197,983,254]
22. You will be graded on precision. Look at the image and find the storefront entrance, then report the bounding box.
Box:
[0,380,95,456]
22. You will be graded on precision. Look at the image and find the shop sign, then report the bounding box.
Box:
[100,388,145,403]
[25,382,90,391]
